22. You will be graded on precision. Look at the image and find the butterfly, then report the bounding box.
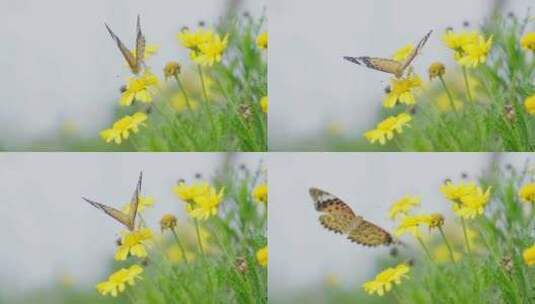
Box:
[82,172,143,231]
[309,187,398,247]
[105,15,146,74]
[343,30,433,78]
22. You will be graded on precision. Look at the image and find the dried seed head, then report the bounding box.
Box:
[501,255,513,274]
[163,61,181,80]
[194,173,203,179]
[198,21,206,27]
[235,257,248,274]
[239,104,252,120]
[160,214,177,231]
[461,172,468,179]
[504,104,516,123]
[463,20,470,27]
[428,62,446,80]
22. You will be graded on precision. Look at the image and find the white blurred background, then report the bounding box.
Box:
[268,153,533,299]
[0,152,263,293]
[269,0,532,149]
[0,0,264,149]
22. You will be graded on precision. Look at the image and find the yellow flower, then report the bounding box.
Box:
[115,228,153,261]
[170,93,199,112]
[96,265,143,297]
[260,96,268,113]
[391,43,414,62]
[122,196,154,214]
[443,30,478,58]
[524,95,535,115]
[190,187,225,220]
[100,112,148,145]
[173,181,210,202]
[435,93,463,112]
[362,263,410,296]
[428,62,445,80]
[252,183,268,204]
[440,181,477,201]
[519,183,535,203]
[159,214,177,231]
[520,32,535,52]
[163,61,181,80]
[194,34,229,67]
[256,246,268,267]
[166,245,195,264]
[441,181,491,219]
[384,75,422,108]
[458,35,493,68]
[523,244,535,266]
[256,32,268,49]
[388,196,420,220]
[120,71,159,106]
[364,113,412,145]
[177,28,214,49]
[394,214,432,237]
[428,213,445,229]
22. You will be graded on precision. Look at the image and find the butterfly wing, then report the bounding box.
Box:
[309,187,361,234]
[126,171,143,230]
[82,197,131,229]
[401,30,433,71]
[105,23,139,74]
[344,56,402,75]
[135,15,146,71]
[347,219,395,247]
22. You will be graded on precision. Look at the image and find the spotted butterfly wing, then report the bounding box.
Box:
[309,187,396,247]
[344,30,433,78]
[400,30,433,70]
[135,15,146,70]
[105,16,145,74]
[83,172,142,231]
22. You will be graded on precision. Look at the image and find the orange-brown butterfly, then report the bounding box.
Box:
[343,30,432,78]
[309,187,399,247]
[83,172,142,231]
[105,15,146,74]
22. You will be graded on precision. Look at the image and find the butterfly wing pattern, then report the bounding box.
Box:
[105,16,145,74]
[309,187,396,247]
[83,172,143,231]
[343,30,433,78]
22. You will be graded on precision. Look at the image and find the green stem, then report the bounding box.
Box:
[462,68,474,104]
[171,228,189,265]
[174,74,193,111]
[461,217,480,292]
[416,237,434,264]
[438,227,456,263]
[197,65,217,135]
[439,75,460,119]
[194,219,214,300]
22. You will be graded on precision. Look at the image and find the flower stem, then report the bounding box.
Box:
[462,68,474,104]
[173,74,193,111]
[439,75,460,118]
[171,228,189,265]
[438,226,456,263]
[416,237,434,263]
[197,65,217,135]
[194,219,206,256]
[461,217,480,291]
[194,219,214,299]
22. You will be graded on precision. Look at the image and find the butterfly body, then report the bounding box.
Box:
[309,187,397,247]
[105,15,146,74]
[344,30,433,78]
[83,172,142,231]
